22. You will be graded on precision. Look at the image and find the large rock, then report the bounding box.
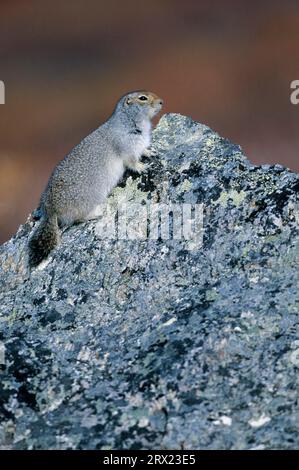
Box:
[0,114,298,449]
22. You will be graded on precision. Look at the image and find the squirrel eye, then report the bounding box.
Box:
[138,95,148,101]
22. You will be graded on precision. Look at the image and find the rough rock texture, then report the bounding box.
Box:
[0,114,299,450]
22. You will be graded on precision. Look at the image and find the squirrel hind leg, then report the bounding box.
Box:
[28,215,60,268]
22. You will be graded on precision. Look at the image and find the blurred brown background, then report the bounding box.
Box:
[0,0,299,244]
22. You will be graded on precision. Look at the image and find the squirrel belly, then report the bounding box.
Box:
[28,90,163,269]
[85,157,124,220]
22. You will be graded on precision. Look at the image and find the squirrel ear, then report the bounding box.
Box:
[126,97,132,105]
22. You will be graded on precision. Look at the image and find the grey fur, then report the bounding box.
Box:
[28,90,163,268]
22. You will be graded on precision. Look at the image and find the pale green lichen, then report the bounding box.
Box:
[214,189,247,207]
[178,179,193,193]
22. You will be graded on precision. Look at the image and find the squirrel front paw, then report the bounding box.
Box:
[142,147,158,158]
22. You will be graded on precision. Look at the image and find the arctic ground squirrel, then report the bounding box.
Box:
[28,90,163,268]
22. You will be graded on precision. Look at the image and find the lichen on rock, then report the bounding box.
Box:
[0,113,298,449]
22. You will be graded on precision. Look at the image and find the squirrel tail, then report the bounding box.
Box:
[28,214,59,268]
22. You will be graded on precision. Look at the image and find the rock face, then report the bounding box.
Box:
[0,114,299,450]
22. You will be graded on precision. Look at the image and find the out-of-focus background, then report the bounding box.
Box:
[0,0,298,244]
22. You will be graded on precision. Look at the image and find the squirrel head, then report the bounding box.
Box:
[117,91,163,121]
